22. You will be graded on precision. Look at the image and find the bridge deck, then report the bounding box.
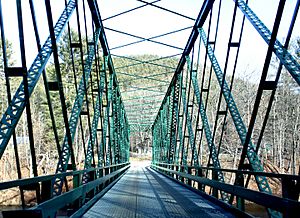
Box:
[83,164,236,218]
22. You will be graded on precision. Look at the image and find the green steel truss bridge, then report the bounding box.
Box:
[0,0,299,217]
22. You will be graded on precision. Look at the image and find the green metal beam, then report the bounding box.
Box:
[118,70,173,84]
[235,0,300,86]
[199,27,274,202]
[113,54,177,70]
[117,71,168,84]
[122,85,164,94]
[0,0,76,158]
[125,100,162,107]
[53,28,101,195]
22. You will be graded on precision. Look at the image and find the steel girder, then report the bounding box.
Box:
[53,28,101,195]
[0,0,77,158]
[0,0,130,200]
[150,0,294,216]
[82,62,107,184]
[234,0,300,86]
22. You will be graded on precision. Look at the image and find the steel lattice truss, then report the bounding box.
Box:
[151,0,300,217]
[0,0,299,217]
[0,0,129,213]
[97,0,200,134]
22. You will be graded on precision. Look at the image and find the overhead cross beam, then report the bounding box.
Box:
[123,93,164,101]
[126,100,162,107]
[112,54,176,70]
[106,27,184,50]
[110,26,192,51]
[117,53,181,66]
[122,84,165,93]
[136,0,195,21]
[102,0,162,21]
[118,71,171,84]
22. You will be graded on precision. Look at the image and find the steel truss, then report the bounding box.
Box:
[0,0,299,217]
[152,0,300,217]
[0,0,129,212]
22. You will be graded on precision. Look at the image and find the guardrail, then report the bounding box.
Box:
[151,162,300,217]
[1,162,130,218]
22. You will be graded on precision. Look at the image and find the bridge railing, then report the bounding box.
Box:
[1,162,130,218]
[152,162,300,217]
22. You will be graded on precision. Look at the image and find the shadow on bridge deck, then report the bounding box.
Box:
[82,164,238,218]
